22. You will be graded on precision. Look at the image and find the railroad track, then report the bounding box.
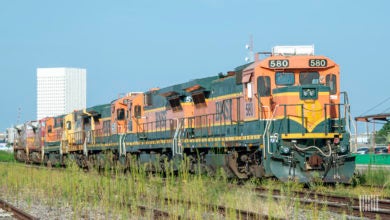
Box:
[3,162,389,219]
[135,205,174,219]
[0,198,39,220]
[162,197,274,220]
[130,196,274,220]
[255,187,390,219]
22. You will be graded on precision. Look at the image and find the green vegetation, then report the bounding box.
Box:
[375,121,390,144]
[0,151,14,162]
[358,167,390,189]
[0,160,272,219]
[0,159,388,219]
[253,170,390,200]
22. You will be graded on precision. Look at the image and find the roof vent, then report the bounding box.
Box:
[272,45,314,56]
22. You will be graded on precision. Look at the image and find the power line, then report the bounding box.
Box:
[382,106,390,114]
[360,96,390,116]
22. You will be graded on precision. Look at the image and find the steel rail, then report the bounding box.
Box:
[0,199,39,220]
[255,187,390,219]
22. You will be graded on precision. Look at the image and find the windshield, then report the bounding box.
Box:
[275,72,295,86]
[300,72,319,85]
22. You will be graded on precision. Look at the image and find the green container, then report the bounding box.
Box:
[355,154,390,165]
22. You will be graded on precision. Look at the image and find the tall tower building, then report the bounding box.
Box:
[37,68,86,120]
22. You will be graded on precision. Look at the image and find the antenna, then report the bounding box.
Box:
[16,106,21,124]
[245,35,254,63]
[118,93,126,99]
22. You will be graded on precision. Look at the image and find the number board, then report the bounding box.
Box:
[309,59,327,67]
[269,59,289,68]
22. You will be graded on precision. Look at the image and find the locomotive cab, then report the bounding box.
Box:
[111,92,143,135]
[245,46,355,183]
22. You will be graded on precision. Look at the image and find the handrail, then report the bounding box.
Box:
[261,105,271,119]
[263,105,280,156]
[263,101,354,156]
[341,91,357,151]
[137,111,228,141]
[324,104,338,134]
[279,104,305,135]
[324,103,350,135]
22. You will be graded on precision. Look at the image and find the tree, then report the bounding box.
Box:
[375,121,390,144]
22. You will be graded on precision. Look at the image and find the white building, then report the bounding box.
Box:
[37,68,86,120]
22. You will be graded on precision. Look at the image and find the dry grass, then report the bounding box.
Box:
[1,159,387,219]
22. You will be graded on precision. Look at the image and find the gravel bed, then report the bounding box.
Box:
[0,207,16,220]
[0,193,370,220]
[0,196,125,220]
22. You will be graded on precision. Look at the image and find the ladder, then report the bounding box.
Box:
[172,118,184,157]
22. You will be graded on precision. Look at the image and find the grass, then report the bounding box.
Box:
[0,160,286,219]
[0,157,389,219]
[355,167,390,198]
[359,166,390,186]
[256,169,390,199]
[0,150,15,162]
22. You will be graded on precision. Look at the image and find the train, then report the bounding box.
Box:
[12,45,355,183]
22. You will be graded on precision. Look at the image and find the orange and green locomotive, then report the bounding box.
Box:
[14,45,355,183]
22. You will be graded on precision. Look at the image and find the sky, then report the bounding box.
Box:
[0,0,389,132]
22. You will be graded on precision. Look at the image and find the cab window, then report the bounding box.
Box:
[275,72,294,86]
[103,120,110,134]
[326,74,337,94]
[299,72,319,85]
[54,118,63,128]
[66,121,71,130]
[134,105,142,118]
[117,108,125,120]
[257,76,271,97]
[144,92,152,106]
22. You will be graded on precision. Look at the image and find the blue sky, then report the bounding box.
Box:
[0,0,389,131]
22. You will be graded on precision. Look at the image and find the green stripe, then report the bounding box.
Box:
[273,85,330,94]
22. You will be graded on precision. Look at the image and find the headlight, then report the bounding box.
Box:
[301,88,318,100]
[304,89,313,96]
[280,146,291,155]
[303,89,315,97]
